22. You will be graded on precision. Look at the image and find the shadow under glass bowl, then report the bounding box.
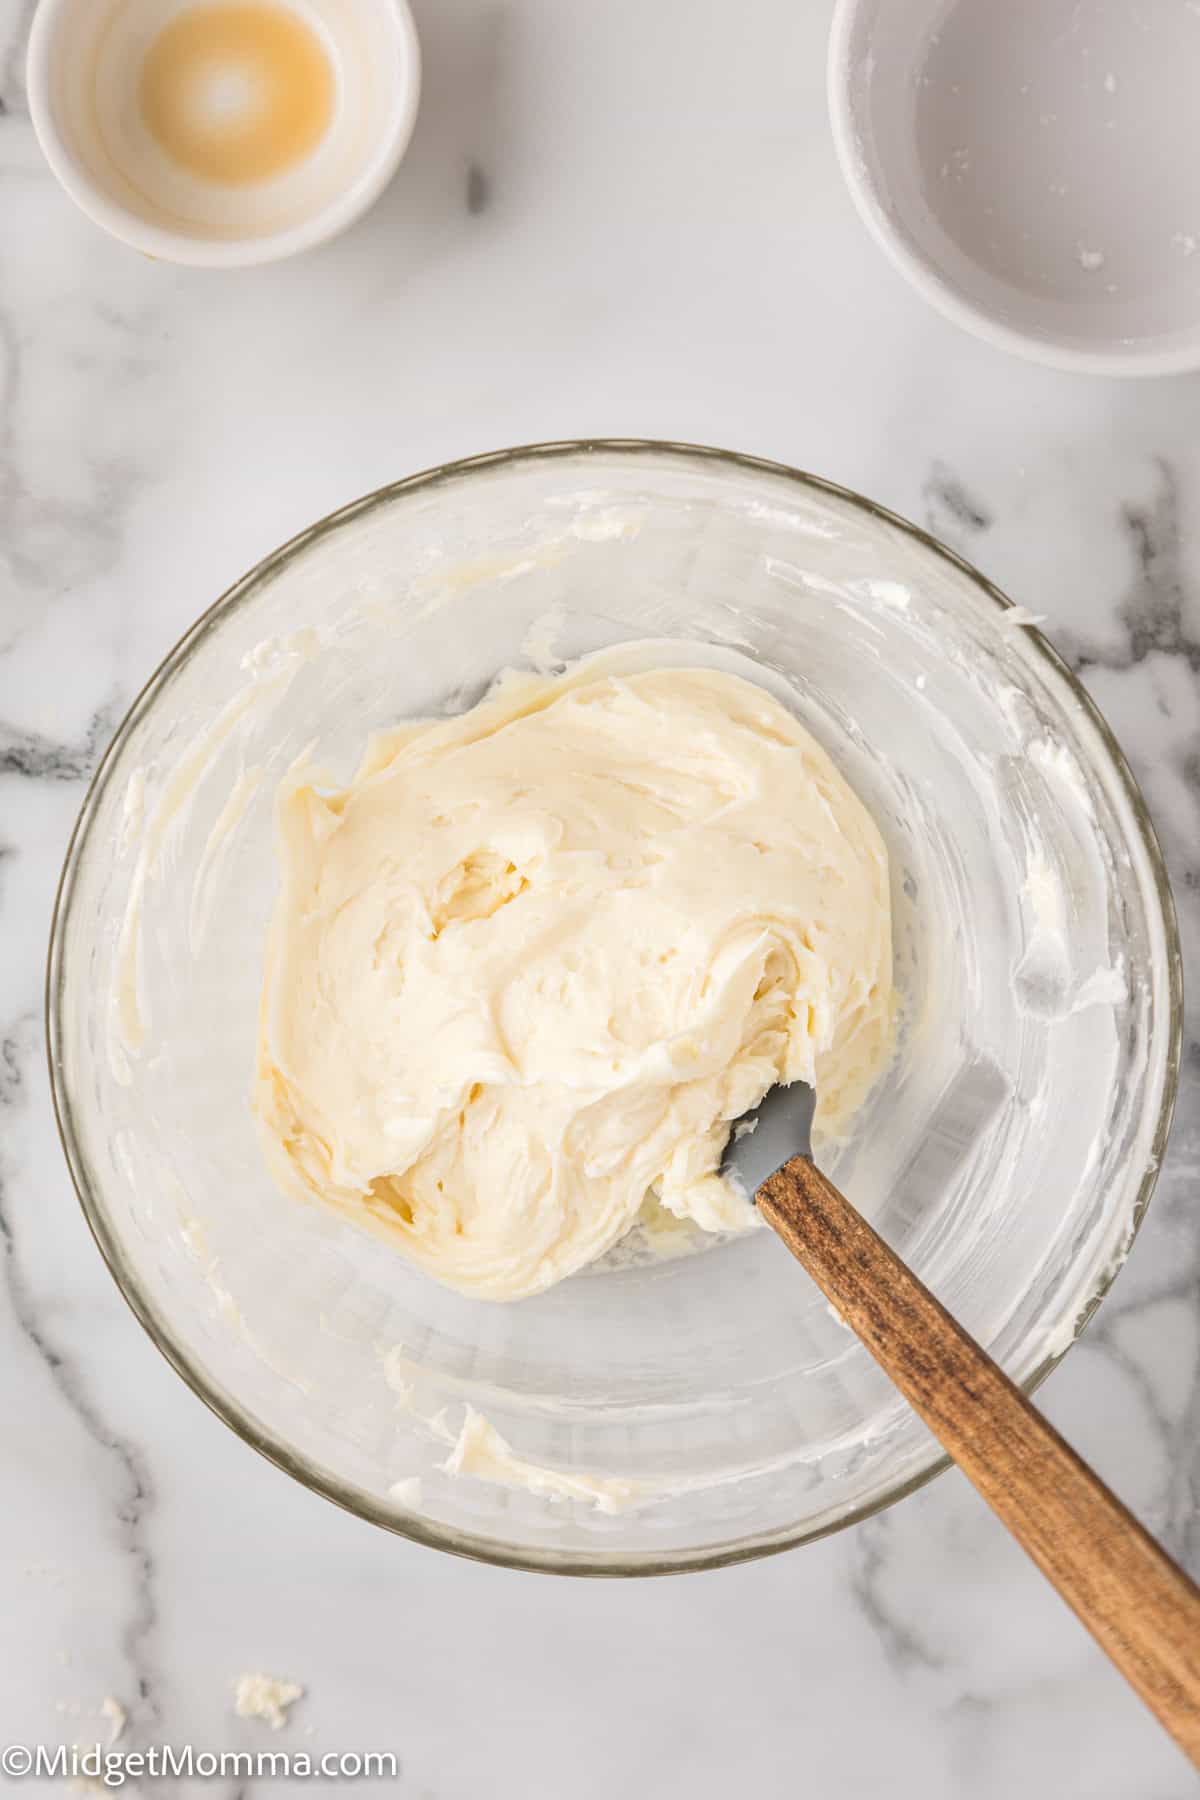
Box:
[47,440,1182,1575]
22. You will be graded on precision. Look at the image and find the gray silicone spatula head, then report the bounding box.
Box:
[720,1081,817,1197]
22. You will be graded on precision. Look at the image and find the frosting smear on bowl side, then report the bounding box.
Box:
[253,659,895,1300]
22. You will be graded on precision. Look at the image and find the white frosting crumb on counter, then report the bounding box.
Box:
[100,1697,126,1745]
[234,1673,304,1729]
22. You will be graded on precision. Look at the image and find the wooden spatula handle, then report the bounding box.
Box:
[758,1155,1200,1769]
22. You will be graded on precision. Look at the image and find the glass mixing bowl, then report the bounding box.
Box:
[48,441,1181,1574]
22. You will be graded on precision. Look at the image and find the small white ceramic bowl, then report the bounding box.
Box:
[27,0,420,267]
[829,0,1200,375]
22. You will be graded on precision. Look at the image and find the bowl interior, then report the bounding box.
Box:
[50,444,1178,1572]
[833,0,1200,370]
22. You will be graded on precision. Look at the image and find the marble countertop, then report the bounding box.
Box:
[2,0,1199,1793]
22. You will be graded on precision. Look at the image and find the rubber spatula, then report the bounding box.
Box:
[723,1081,1200,1770]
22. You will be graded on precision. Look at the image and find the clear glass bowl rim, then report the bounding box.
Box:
[45,438,1184,1578]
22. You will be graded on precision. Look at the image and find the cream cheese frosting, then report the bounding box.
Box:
[254,658,895,1300]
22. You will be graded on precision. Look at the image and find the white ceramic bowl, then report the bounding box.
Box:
[829,0,1200,375]
[27,0,420,267]
[49,443,1181,1573]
